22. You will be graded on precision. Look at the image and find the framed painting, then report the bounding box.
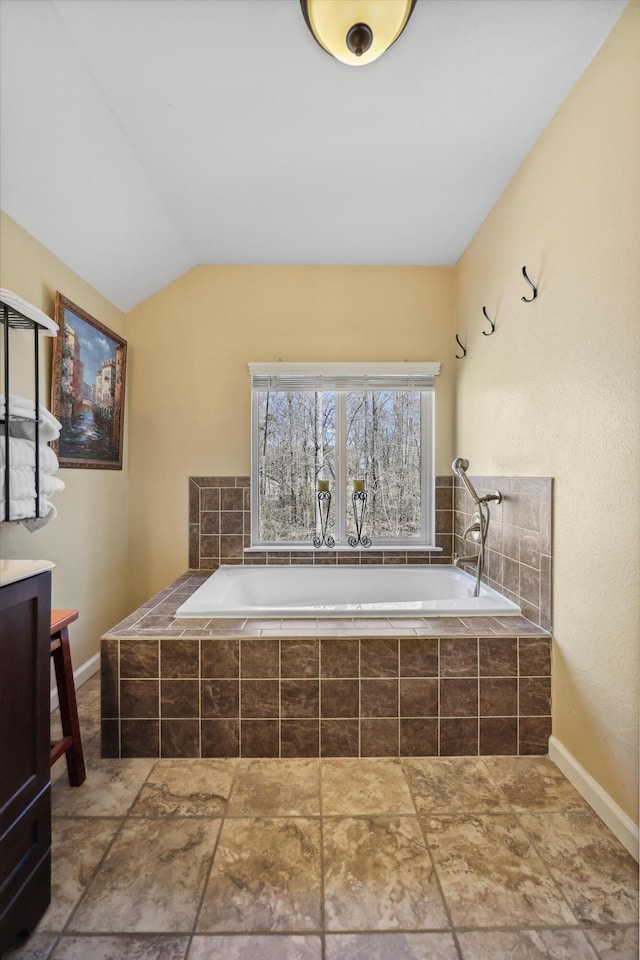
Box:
[51,293,127,469]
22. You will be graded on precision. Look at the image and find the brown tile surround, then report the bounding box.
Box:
[189,475,454,569]
[102,573,551,760]
[101,474,552,760]
[189,473,552,630]
[454,476,552,630]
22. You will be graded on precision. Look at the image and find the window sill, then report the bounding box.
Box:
[244,544,443,553]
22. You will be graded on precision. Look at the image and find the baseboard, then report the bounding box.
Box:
[50,652,100,712]
[549,735,639,861]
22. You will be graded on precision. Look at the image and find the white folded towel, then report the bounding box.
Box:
[0,468,64,500]
[0,289,58,336]
[0,436,59,473]
[23,501,58,531]
[1,395,61,442]
[0,496,57,526]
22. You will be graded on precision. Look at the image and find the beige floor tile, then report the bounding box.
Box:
[49,758,68,787]
[482,757,589,811]
[50,935,189,959]
[404,758,511,815]
[83,730,103,757]
[197,817,322,932]
[131,759,237,817]
[226,759,319,816]
[68,818,221,933]
[519,810,639,925]
[33,672,636,949]
[50,734,92,787]
[50,675,101,787]
[321,759,414,816]
[39,818,121,931]
[4,932,57,959]
[587,925,640,960]
[52,757,155,817]
[325,932,459,959]
[188,935,322,959]
[76,673,100,706]
[323,816,448,931]
[51,675,102,745]
[456,928,599,959]
[50,714,63,741]
[74,704,101,744]
[423,814,576,927]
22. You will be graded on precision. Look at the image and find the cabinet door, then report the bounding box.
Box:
[0,571,52,950]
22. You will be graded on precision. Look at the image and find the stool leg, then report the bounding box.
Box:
[52,627,86,786]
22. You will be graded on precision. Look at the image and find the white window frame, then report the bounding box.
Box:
[249,362,441,551]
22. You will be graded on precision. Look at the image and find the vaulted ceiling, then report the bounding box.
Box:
[0,0,627,310]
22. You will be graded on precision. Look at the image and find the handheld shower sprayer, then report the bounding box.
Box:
[451,458,503,597]
[452,457,479,504]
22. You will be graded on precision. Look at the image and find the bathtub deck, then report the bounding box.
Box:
[101,572,551,760]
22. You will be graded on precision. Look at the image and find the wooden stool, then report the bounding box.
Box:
[50,609,86,786]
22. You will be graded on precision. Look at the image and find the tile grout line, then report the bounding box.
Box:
[403,758,465,960]
[238,639,243,758]
[475,637,480,757]
[319,759,327,960]
[198,637,202,758]
[45,690,635,957]
[357,638,362,758]
[437,638,441,756]
[51,745,160,942]
[478,757,596,940]
[510,803,605,934]
[187,759,242,952]
[516,637,521,756]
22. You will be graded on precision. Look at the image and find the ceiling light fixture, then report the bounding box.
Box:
[300,0,417,67]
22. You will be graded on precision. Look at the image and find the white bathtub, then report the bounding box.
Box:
[175,564,521,619]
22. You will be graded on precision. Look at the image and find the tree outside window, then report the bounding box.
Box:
[250,363,439,549]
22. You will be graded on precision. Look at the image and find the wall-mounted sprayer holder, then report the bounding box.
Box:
[452,458,502,506]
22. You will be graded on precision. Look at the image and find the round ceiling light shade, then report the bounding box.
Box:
[300,0,417,67]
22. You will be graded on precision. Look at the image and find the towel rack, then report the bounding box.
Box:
[1,299,49,522]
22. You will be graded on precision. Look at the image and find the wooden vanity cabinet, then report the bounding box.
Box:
[0,570,52,954]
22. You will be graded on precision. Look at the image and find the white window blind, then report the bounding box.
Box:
[249,362,441,393]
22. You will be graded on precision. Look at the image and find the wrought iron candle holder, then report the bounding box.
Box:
[314,490,335,548]
[348,490,371,548]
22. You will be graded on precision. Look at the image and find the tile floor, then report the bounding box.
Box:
[7,674,638,960]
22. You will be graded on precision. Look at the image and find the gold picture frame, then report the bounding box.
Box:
[51,293,127,469]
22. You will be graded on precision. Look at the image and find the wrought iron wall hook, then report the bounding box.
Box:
[455,334,466,359]
[521,266,538,302]
[481,306,495,336]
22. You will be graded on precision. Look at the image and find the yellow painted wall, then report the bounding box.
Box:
[126,265,455,604]
[455,3,639,820]
[0,212,130,672]
[2,1,636,832]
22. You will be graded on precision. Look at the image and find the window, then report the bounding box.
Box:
[250,363,440,549]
